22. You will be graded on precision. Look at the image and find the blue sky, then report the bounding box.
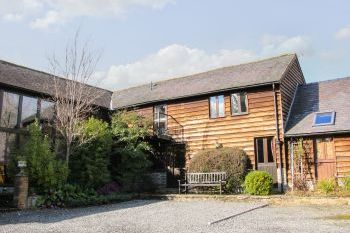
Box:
[0,0,350,90]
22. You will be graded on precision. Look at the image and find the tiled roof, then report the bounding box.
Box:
[112,54,297,109]
[0,60,112,108]
[285,77,350,136]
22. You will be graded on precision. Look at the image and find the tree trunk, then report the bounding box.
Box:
[66,142,71,166]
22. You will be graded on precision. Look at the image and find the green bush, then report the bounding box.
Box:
[188,147,250,193]
[69,118,112,189]
[112,148,154,192]
[342,177,350,191]
[11,121,68,194]
[36,183,135,208]
[244,171,273,195]
[110,111,154,192]
[317,178,337,194]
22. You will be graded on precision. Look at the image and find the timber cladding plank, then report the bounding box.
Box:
[132,88,284,168]
[334,136,350,177]
[167,89,280,163]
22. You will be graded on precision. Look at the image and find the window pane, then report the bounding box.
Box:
[154,121,166,135]
[1,92,19,128]
[218,95,225,117]
[158,105,166,121]
[209,96,217,118]
[154,105,167,135]
[231,94,239,114]
[21,96,38,127]
[267,138,274,162]
[315,112,333,125]
[154,105,166,121]
[41,100,55,121]
[257,139,264,163]
[240,93,248,113]
[0,132,17,165]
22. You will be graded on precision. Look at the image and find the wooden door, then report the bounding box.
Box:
[255,137,277,183]
[316,138,336,180]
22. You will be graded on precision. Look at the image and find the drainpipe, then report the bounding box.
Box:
[273,83,284,192]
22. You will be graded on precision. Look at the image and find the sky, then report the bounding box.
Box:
[0,0,350,91]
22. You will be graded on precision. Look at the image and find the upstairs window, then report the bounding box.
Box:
[313,112,335,126]
[154,104,167,135]
[209,95,225,118]
[231,92,248,115]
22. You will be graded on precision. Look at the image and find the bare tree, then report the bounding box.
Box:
[48,31,106,165]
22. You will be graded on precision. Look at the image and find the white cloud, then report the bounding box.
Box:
[30,10,62,29]
[99,44,257,90]
[335,27,350,40]
[0,0,173,29]
[261,34,313,57]
[3,13,23,21]
[99,34,314,90]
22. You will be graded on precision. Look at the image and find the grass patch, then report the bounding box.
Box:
[326,214,350,220]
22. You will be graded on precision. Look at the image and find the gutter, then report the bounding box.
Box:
[272,83,284,192]
[285,130,350,138]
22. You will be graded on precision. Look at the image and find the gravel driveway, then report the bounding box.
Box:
[1,199,350,233]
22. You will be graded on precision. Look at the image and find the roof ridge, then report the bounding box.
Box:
[113,53,296,92]
[0,59,113,93]
[301,76,350,87]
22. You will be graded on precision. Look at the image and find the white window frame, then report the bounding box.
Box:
[209,95,225,119]
[154,104,167,134]
[231,92,248,116]
[313,111,335,126]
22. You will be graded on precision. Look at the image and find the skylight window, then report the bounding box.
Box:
[313,112,335,126]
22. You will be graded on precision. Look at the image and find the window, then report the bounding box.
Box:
[154,105,167,135]
[0,132,17,165]
[231,92,248,115]
[40,100,55,121]
[21,96,39,127]
[0,92,20,128]
[255,137,274,164]
[313,112,335,126]
[209,95,225,118]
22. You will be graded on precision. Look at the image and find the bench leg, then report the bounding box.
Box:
[220,183,222,195]
[178,180,181,194]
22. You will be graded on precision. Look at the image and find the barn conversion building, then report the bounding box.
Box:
[0,54,349,190]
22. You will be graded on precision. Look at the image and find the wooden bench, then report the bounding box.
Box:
[178,172,227,195]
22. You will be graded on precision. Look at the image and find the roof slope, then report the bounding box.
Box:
[112,54,296,109]
[0,60,112,108]
[285,77,350,136]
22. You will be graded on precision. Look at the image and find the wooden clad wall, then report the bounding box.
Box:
[334,135,350,178]
[165,87,282,167]
[279,57,305,129]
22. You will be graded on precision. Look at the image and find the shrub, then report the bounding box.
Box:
[188,147,250,193]
[69,118,112,189]
[11,121,68,194]
[97,181,122,195]
[317,178,337,194]
[342,177,350,192]
[110,111,154,192]
[112,148,154,192]
[36,184,98,208]
[293,176,309,191]
[244,171,273,195]
[111,111,152,151]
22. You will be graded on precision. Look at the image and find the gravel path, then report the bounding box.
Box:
[1,200,350,233]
